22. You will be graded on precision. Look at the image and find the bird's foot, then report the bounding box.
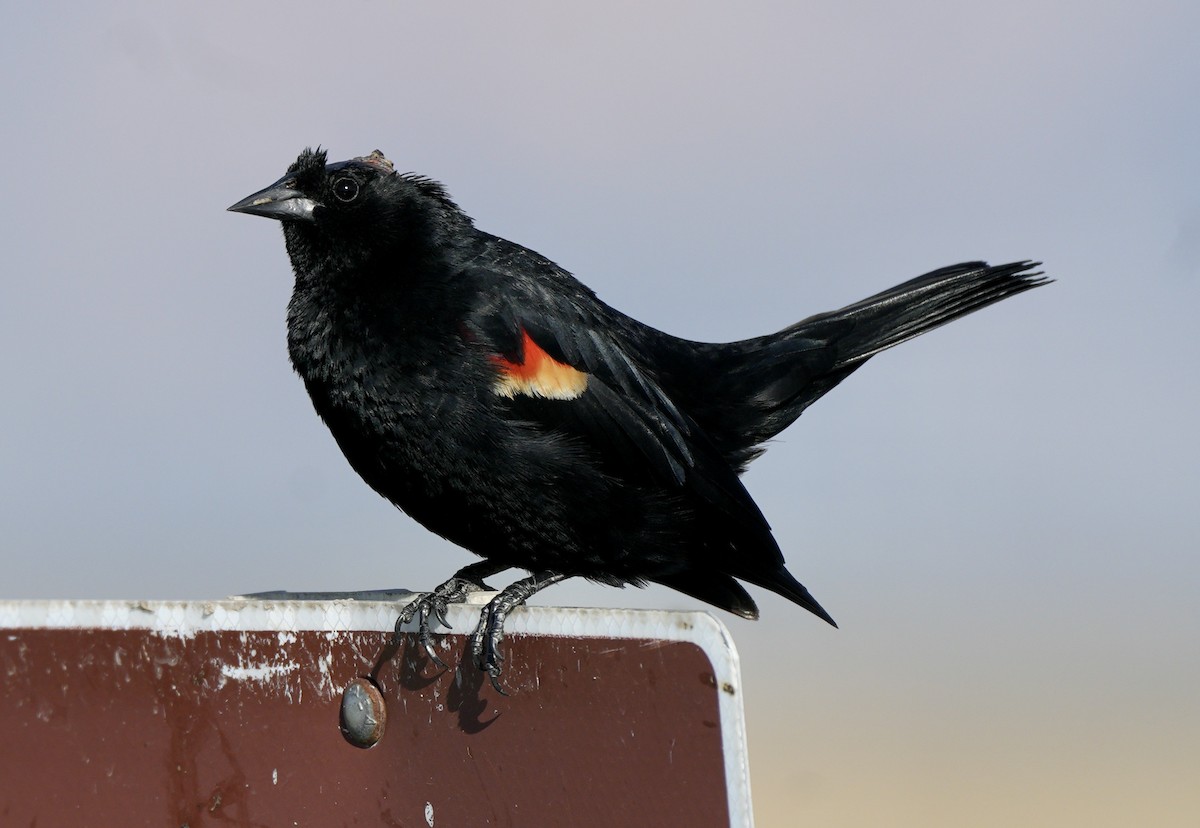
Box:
[395,575,490,668]
[469,571,569,695]
[469,597,513,695]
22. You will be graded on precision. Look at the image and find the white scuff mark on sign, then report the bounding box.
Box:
[637,638,671,651]
[313,651,335,698]
[424,801,435,827]
[220,661,298,683]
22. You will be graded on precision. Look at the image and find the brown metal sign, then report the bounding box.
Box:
[0,598,751,826]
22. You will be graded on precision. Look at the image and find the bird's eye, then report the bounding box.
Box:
[332,177,360,203]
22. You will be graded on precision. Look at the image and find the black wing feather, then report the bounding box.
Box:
[462,258,774,536]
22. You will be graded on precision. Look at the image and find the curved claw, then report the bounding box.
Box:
[393,591,455,665]
[474,638,510,696]
[420,627,449,669]
[487,668,509,696]
[432,601,452,629]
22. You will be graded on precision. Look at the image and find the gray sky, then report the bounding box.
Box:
[3,1,1198,824]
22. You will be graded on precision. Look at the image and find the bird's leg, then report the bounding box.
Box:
[395,560,509,668]
[471,571,569,694]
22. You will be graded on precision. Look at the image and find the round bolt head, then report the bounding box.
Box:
[340,677,386,749]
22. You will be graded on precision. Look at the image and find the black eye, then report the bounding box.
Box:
[332,177,359,202]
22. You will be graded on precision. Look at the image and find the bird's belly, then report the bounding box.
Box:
[314,389,672,582]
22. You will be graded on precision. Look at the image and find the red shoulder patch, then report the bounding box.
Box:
[491,329,588,400]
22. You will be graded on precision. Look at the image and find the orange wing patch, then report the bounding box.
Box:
[491,330,588,400]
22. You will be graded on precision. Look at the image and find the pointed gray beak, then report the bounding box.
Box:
[228,177,318,222]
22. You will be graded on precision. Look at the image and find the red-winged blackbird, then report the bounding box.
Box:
[230,148,1047,689]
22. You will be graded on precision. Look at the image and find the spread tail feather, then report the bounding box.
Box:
[810,260,1048,370]
[680,260,1048,469]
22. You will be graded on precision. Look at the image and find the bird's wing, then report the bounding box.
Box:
[462,262,771,533]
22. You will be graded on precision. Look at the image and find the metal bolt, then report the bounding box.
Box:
[340,677,386,749]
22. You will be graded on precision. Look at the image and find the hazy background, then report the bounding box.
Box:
[3,1,1197,824]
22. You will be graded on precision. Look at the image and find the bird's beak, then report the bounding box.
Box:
[227,176,318,222]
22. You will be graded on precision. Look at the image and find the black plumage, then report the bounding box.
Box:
[229,148,1047,687]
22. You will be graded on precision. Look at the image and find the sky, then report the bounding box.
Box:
[2,1,1198,824]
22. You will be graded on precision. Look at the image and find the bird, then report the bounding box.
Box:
[229,148,1047,691]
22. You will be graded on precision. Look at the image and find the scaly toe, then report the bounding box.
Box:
[487,667,509,696]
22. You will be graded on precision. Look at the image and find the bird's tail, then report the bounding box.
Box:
[672,261,1048,469]
[792,260,1047,370]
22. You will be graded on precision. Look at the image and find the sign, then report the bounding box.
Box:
[0,596,752,826]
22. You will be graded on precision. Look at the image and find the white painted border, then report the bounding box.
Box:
[0,597,753,828]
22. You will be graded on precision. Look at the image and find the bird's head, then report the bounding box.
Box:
[229,148,471,275]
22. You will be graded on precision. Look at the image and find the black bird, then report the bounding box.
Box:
[229,148,1046,690]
